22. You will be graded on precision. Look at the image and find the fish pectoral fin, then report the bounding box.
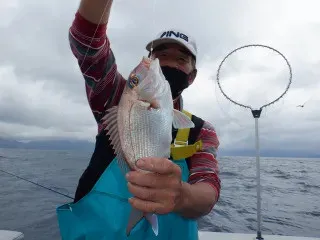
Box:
[126,207,145,236]
[172,109,195,129]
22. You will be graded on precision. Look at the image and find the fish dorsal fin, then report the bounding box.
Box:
[172,109,195,129]
[102,106,131,174]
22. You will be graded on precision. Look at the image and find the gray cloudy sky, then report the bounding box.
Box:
[0,0,319,155]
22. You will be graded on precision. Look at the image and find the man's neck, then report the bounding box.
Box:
[173,96,183,111]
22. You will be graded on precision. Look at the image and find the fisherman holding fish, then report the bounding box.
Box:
[56,1,221,239]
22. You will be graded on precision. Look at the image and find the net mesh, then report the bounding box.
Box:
[216,44,292,111]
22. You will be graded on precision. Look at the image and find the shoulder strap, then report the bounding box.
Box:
[174,110,192,145]
[188,113,205,145]
[170,110,204,161]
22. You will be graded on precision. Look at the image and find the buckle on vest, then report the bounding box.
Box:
[173,139,188,147]
[170,140,203,161]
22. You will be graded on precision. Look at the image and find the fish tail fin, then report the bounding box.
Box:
[126,207,144,236]
[145,213,159,236]
[126,207,159,237]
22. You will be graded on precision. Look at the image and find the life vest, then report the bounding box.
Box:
[56,109,204,240]
[170,110,203,161]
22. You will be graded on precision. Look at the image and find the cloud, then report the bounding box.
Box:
[0,65,96,140]
[0,0,319,155]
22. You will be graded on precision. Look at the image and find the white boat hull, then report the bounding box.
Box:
[0,230,24,240]
[1,230,319,240]
[199,231,320,240]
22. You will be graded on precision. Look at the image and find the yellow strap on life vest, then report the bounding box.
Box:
[170,110,203,161]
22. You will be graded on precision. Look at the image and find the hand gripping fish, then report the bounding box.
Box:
[102,56,195,237]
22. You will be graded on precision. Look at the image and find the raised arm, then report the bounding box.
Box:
[78,0,112,24]
[69,0,126,132]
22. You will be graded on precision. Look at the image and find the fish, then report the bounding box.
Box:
[101,56,195,237]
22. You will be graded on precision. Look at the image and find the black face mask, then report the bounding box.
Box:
[161,66,190,99]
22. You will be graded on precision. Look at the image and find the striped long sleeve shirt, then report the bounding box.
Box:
[69,11,221,207]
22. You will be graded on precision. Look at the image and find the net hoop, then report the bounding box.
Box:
[216,44,292,110]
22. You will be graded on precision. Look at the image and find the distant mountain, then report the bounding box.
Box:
[0,138,318,158]
[0,138,95,151]
[0,138,22,148]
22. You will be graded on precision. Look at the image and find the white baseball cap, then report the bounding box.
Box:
[146,29,198,60]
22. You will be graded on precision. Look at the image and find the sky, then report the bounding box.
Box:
[0,0,319,156]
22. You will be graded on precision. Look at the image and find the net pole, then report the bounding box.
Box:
[252,109,263,240]
[255,117,262,239]
[216,44,292,240]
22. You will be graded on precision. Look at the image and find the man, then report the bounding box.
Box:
[57,0,221,239]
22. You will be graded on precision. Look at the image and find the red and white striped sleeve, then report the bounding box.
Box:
[187,121,221,208]
[69,11,126,133]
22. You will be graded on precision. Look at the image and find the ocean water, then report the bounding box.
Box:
[0,148,319,240]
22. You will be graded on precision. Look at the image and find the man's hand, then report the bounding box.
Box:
[79,0,113,25]
[126,157,183,215]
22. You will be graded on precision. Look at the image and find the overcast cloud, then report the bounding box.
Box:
[0,0,319,155]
